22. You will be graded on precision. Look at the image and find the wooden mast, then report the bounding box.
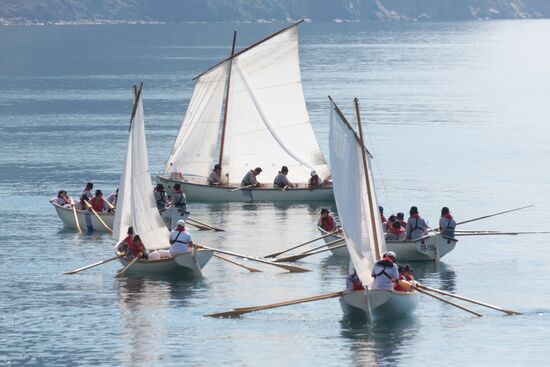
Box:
[218,30,237,172]
[354,98,381,260]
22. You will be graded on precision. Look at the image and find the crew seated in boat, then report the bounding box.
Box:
[154,184,168,210]
[75,194,90,210]
[371,251,399,290]
[90,190,108,212]
[397,212,407,229]
[273,165,295,189]
[82,182,94,200]
[107,188,118,208]
[207,164,224,186]
[50,190,72,206]
[241,167,262,187]
[394,264,415,292]
[346,270,365,291]
[386,220,406,241]
[127,235,149,259]
[117,227,134,255]
[308,170,323,189]
[318,208,336,232]
[169,220,194,256]
[405,206,429,240]
[171,183,187,211]
[385,214,397,232]
[439,207,456,238]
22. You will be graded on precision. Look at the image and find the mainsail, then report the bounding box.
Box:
[328,99,386,287]
[114,86,171,251]
[165,22,329,184]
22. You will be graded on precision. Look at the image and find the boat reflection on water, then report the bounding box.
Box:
[115,277,200,366]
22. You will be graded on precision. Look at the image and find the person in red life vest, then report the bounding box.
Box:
[379,206,387,229]
[397,212,407,229]
[393,265,408,292]
[50,190,72,206]
[317,208,336,232]
[439,206,456,238]
[128,235,148,259]
[385,214,397,232]
[346,270,365,291]
[90,190,108,212]
[385,220,406,241]
[394,264,415,292]
[116,227,134,256]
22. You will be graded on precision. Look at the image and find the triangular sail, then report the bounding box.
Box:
[164,62,229,177]
[329,101,386,287]
[112,126,133,243]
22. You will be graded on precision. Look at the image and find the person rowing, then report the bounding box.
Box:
[207,164,224,186]
[405,206,429,240]
[241,167,262,188]
[371,251,399,290]
[318,208,336,232]
[439,207,456,238]
[273,165,294,189]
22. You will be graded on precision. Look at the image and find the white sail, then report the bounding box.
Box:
[112,128,133,243]
[223,25,329,183]
[130,97,171,251]
[164,62,229,177]
[329,103,386,287]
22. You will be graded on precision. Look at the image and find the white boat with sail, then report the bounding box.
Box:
[318,226,457,261]
[329,97,418,321]
[157,21,333,202]
[113,84,212,277]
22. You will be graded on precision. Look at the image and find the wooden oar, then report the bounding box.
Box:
[213,253,262,272]
[84,200,113,233]
[407,283,483,317]
[263,229,341,258]
[62,255,120,275]
[116,256,140,277]
[275,242,347,262]
[187,217,225,232]
[195,244,310,273]
[299,238,345,255]
[230,184,253,192]
[455,205,534,226]
[106,200,115,212]
[206,291,344,318]
[416,284,522,315]
[70,199,82,234]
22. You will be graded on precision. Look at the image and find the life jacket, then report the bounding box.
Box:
[390,225,405,235]
[128,239,144,257]
[321,215,336,232]
[172,230,188,245]
[409,214,426,235]
[394,275,408,292]
[372,258,395,279]
[91,197,104,212]
[443,214,455,229]
[349,273,364,291]
[155,190,166,207]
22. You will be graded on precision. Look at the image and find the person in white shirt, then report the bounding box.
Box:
[169,220,193,256]
[371,251,399,290]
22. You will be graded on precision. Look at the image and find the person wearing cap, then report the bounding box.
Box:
[405,206,429,240]
[308,170,323,189]
[169,220,194,256]
[273,166,294,189]
[154,184,168,210]
[90,189,108,212]
[371,251,399,290]
[439,207,456,238]
[171,183,187,211]
[82,182,94,200]
[317,208,336,232]
[207,164,224,186]
[241,167,262,187]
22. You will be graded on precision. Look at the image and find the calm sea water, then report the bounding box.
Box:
[1,21,550,366]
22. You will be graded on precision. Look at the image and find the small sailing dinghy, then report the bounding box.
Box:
[329,97,418,321]
[318,226,457,261]
[113,84,212,277]
[157,21,333,202]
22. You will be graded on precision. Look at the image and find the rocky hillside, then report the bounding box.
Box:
[2,0,550,24]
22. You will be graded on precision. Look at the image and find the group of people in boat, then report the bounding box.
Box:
[319,206,456,240]
[347,251,415,293]
[204,163,330,190]
[50,182,118,213]
[154,183,187,212]
[117,220,195,261]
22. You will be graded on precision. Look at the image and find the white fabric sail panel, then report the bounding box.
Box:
[223,26,329,183]
[131,98,171,251]
[112,128,133,243]
[329,106,386,287]
[164,62,229,177]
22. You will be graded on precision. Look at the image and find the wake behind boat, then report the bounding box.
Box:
[157,21,333,202]
[113,84,212,277]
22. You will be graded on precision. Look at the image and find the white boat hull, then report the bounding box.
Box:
[53,203,114,232]
[157,175,334,202]
[318,227,457,261]
[117,249,213,277]
[340,289,418,321]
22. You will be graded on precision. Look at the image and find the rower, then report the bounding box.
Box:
[385,220,405,241]
[397,212,407,228]
[386,214,397,232]
[106,188,118,208]
[207,164,224,186]
[82,182,94,200]
[308,170,323,189]
[439,207,456,238]
[50,190,71,206]
[90,190,108,212]
[405,206,429,240]
[154,184,168,210]
[169,220,194,256]
[371,251,399,290]
[76,194,89,210]
[117,226,133,256]
[318,208,336,232]
[128,235,148,259]
[273,165,294,189]
[241,167,262,187]
[172,183,187,211]
[346,270,365,291]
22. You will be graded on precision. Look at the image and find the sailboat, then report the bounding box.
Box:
[329,97,418,321]
[113,84,213,276]
[157,21,333,202]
